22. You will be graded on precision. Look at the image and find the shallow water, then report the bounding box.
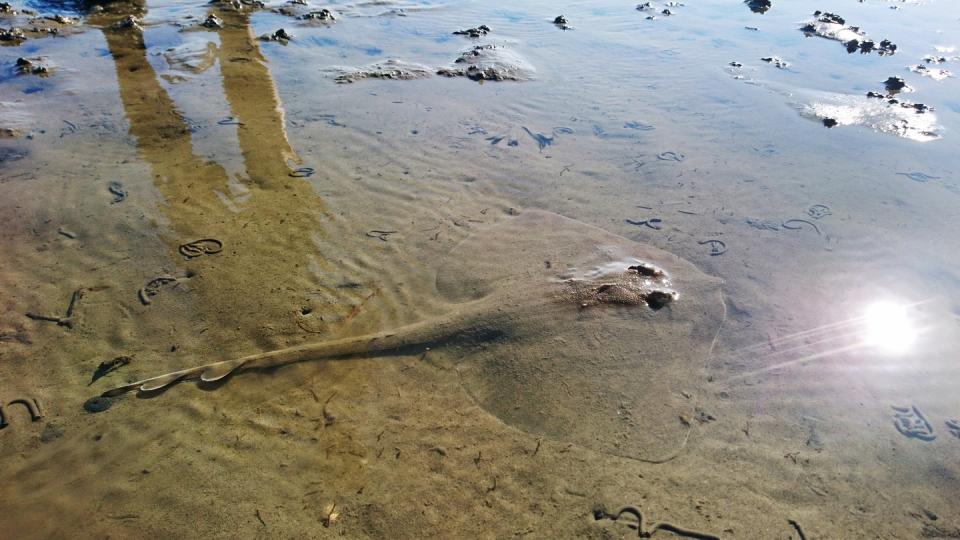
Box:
[2,0,960,537]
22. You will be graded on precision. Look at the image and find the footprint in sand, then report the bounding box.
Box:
[892,405,936,441]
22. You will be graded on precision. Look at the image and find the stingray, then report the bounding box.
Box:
[104,210,725,460]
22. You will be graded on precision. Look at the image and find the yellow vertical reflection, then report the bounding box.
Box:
[95,7,329,345]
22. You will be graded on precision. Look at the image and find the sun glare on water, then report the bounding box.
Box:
[862,301,917,355]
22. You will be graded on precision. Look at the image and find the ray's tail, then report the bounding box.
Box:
[102,313,477,397]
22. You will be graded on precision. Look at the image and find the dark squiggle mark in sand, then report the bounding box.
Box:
[788,519,808,540]
[626,218,663,230]
[0,398,44,428]
[523,127,572,151]
[747,218,780,231]
[593,505,719,539]
[624,121,655,131]
[26,288,84,329]
[698,239,726,256]
[946,419,960,439]
[108,181,127,203]
[807,204,831,219]
[486,135,518,146]
[178,238,223,259]
[893,405,936,441]
[289,167,314,178]
[365,229,397,241]
[782,219,821,236]
[897,171,939,183]
[592,125,638,141]
[297,113,345,127]
[657,151,684,162]
[138,276,179,306]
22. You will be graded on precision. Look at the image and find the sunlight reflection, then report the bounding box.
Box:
[862,301,917,355]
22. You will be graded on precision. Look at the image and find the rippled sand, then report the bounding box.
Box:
[2,0,960,537]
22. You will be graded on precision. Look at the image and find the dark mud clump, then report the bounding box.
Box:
[297,8,335,21]
[804,83,939,141]
[883,76,909,94]
[201,14,223,28]
[800,11,897,57]
[761,56,788,69]
[744,0,772,14]
[453,25,490,38]
[333,59,433,83]
[636,1,682,19]
[15,57,50,76]
[553,15,569,30]
[908,62,952,81]
[110,15,142,31]
[437,44,535,82]
[260,28,292,42]
[1,27,26,43]
[210,0,265,10]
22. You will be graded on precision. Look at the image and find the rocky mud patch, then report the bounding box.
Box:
[800,11,897,57]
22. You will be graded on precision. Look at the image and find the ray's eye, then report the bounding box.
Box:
[628,264,664,278]
[645,290,676,310]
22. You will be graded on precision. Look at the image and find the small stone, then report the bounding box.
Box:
[202,14,223,28]
[40,422,65,442]
[299,8,334,21]
[111,15,143,30]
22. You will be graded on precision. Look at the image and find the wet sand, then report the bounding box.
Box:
[2,0,960,538]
